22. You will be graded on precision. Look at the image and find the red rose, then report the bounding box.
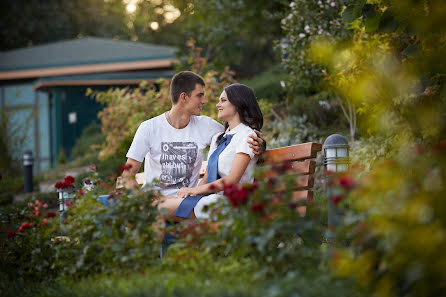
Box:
[339,176,356,190]
[225,185,249,208]
[84,179,91,185]
[119,163,133,173]
[45,212,57,218]
[251,203,265,213]
[65,200,75,208]
[18,226,25,233]
[267,177,277,185]
[54,181,64,189]
[7,231,16,239]
[288,202,297,209]
[43,203,48,208]
[63,180,75,189]
[64,175,75,184]
[272,194,283,205]
[41,219,49,227]
[330,194,345,205]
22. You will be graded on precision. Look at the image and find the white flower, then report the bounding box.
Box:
[280,81,286,88]
[299,33,306,39]
[318,28,324,35]
[317,1,322,4]
[330,2,336,7]
[287,13,293,20]
[289,2,295,8]
[319,101,331,110]
[304,25,311,32]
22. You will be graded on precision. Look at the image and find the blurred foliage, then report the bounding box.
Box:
[0,108,30,176]
[0,176,24,197]
[53,186,160,278]
[240,64,287,101]
[173,0,289,74]
[332,144,446,297]
[89,39,235,161]
[281,0,351,95]
[309,1,446,144]
[2,264,360,297]
[0,0,128,51]
[307,0,446,296]
[168,164,326,276]
[57,148,68,165]
[0,199,59,283]
[71,122,104,166]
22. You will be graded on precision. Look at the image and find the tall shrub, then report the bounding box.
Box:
[308,1,446,296]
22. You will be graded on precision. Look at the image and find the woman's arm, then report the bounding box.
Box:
[198,167,208,187]
[177,153,251,198]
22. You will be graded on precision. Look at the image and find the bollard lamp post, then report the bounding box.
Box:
[323,134,349,172]
[323,134,350,241]
[23,150,34,193]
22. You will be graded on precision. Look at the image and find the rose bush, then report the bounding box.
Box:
[53,183,161,277]
[0,199,59,282]
[168,163,326,275]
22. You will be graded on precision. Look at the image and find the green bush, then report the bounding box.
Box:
[240,64,287,101]
[0,176,24,196]
[71,122,104,166]
[57,148,68,165]
[0,199,60,283]
[53,186,160,278]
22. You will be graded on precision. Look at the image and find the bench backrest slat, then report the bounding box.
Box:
[263,142,322,164]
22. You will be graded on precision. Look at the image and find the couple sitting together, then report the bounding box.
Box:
[121,71,265,223]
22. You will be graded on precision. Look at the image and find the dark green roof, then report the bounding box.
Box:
[0,37,176,72]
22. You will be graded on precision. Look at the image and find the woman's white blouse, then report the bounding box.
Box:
[207,123,258,184]
[194,123,258,219]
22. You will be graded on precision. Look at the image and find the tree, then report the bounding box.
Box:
[0,0,128,51]
[172,0,289,75]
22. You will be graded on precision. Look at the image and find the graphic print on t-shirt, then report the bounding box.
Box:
[160,142,198,188]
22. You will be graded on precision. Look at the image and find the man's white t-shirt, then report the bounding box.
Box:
[126,113,224,196]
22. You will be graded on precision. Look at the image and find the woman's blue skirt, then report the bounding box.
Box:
[173,194,206,218]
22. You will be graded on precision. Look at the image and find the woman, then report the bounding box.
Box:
[156,83,263,220]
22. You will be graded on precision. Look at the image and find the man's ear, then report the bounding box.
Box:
[180,92,187,102]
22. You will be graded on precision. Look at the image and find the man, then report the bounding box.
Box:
[121,71,264,194]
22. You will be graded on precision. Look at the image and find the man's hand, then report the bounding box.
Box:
[177,187,197,199]
[121,158,142,189]
[248,129,266,156]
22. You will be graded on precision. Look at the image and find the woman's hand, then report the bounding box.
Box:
[177,187,197,199]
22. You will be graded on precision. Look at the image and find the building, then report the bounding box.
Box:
[0,37,175,173]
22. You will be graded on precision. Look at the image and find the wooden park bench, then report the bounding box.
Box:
[120,142,322,216]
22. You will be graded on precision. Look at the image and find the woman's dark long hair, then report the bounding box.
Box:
[217,83,263,145]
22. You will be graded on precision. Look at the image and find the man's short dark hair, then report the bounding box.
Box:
[170,71,205,104]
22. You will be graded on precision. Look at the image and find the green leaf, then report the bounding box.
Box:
[401,44,421,57]
[378,10,399,33]
[361,4,377,19]
[342,5,356,23]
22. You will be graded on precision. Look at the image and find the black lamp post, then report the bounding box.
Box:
[323,134,350,241]
[23,150,34,193]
